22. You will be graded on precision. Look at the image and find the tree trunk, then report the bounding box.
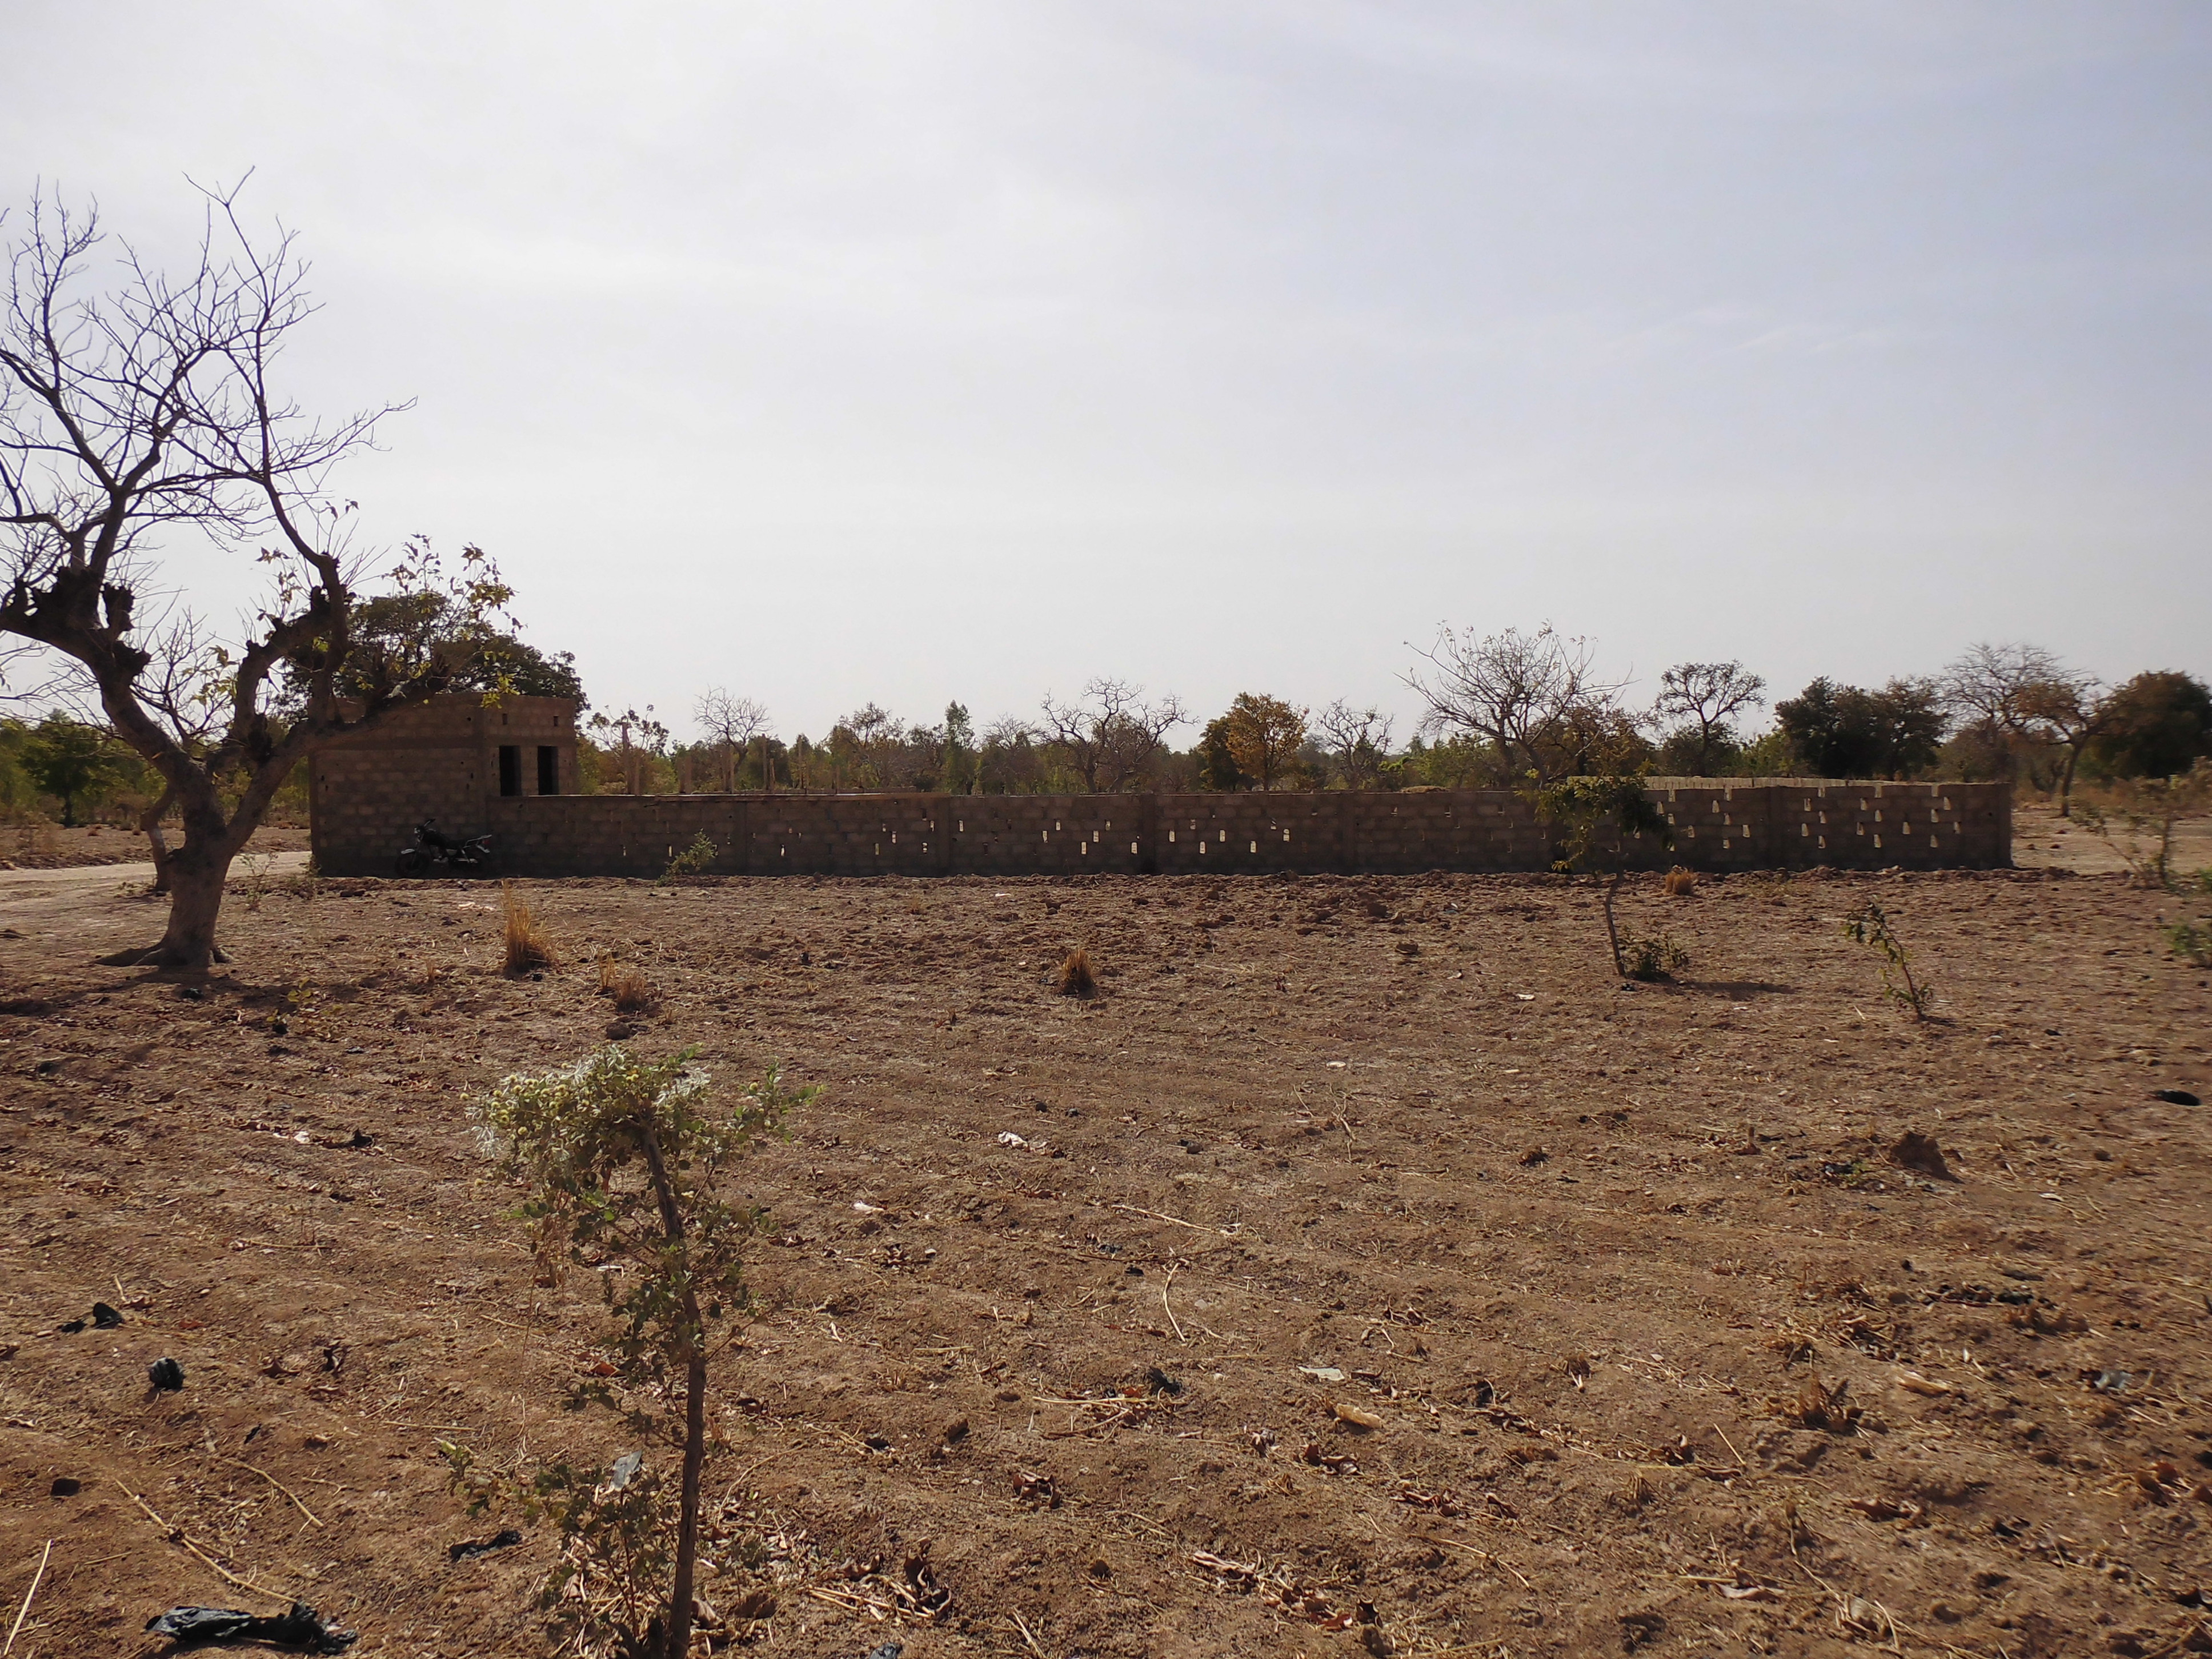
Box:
[667,1340,707,1659]
[140,785,178,895]
[1601,868,1626,979]
[2058,745,2082,818]
[152,847,230,969]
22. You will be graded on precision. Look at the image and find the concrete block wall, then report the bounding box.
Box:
[308,698,2010,878]
[309,695,580,873]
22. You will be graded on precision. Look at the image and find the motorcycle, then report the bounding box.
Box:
[395,820,496,878]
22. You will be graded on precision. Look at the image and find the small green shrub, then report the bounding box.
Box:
[1623,933,1689,982]
[1842,901,1933,1020]
[2177,916,2212,968]
[1533,775,1674,980]
[658,832,718,884]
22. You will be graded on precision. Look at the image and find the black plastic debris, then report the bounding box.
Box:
[50,1477,80,1497]
[446,1529,522,1562]
[58,1319,86,1334]
[93,1301,125,1328]
[2151,1089,2202,1107]
[1144,1367,1184,1397]
[148,1357,185,1392]
[145,1601,356,1652]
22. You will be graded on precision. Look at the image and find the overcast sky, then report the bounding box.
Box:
[8,1,2209,742]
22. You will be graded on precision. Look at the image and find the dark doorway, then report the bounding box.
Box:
[537,746,560,796]
[498,744,522,797]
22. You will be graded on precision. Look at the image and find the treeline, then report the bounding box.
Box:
[576,634,2212,804]
[9,627,2204,827]
[0,714,316,831]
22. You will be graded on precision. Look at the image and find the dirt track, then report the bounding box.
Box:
[3,851,2210,1658]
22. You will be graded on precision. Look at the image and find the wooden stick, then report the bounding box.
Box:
[1418,1533,1532,1590]
[1161,1264,1188,1346]
[119,1486,290,1604]
[1111,1203,1230,1236]
[221,1457,323,1527]
[804,1584,896,1617]
[5,1541,52,1657]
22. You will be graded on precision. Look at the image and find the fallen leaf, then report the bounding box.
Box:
[1332,1401,1386,1429]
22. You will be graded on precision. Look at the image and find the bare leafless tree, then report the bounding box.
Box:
[1,184,512,967]
[1312,699,1395,788]
[2017,679,2114,816]
[1038,677,1187,792]
[1941,642,2107,812]
[1942,642,2073,738]
[1404,624,1625,784]
[1649,660,1766,775]
[693,687,772,791]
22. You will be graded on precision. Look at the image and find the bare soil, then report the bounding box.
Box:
[2013,804,2212,881]
[3,855,2210,1658]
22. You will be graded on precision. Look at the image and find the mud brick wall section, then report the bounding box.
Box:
[310,698,2011,878]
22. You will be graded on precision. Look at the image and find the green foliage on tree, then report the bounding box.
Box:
[2086,671,2212,780]
[306,590,586,708]
[1774,677,1946,779]
[942,701,976,795]
[19,714,130,826]
[454,1045,816,1659]
[1534,774,1674,979]
[1196,715,1247,791]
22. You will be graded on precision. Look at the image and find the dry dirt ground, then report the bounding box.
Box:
[0,824,310,871]
[3,837,2211,1658]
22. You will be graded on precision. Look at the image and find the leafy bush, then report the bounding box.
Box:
[1623,933,1689,981]
[2075,763,2212,889]
[453,1045,814,1659]
[2166,868,2212,968]
[658,832,718,884]
[1533,775,1673,979]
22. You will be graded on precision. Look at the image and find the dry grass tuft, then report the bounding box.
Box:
[1784,1373,1858,1432]
[500,881,558,975]
[596,955,658,1015]
[1056,948,1097,999]
[1765,1325,1817,1365]
[1661,866,1698,896]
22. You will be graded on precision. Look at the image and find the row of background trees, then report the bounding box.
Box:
[10,630,2205,831]
[551,632,2210,808]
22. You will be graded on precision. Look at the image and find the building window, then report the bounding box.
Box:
[498,745,522,797]
[537,746,560,795]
